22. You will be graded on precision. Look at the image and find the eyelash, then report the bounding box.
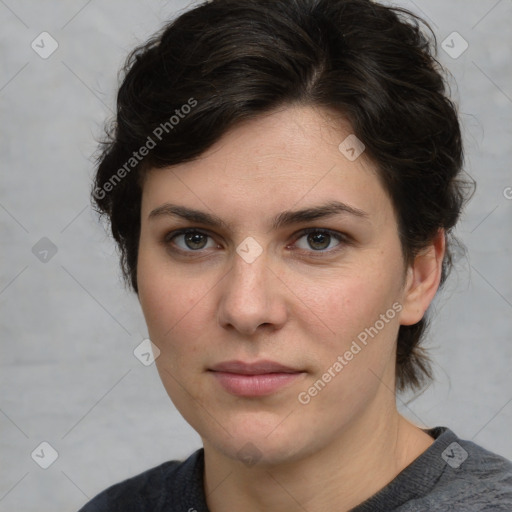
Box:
[163,227,350,258]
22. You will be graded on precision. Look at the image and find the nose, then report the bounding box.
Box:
[216,247,288,337]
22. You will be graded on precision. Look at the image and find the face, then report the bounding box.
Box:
[137,105,412,465]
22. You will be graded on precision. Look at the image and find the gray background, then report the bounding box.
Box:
[1,0,511,510]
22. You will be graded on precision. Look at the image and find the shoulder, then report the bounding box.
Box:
[77,449,206,512]
[406,427,512,511]
[436,434,512,508]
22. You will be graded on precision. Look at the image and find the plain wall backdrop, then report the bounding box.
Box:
[1,0,511,510]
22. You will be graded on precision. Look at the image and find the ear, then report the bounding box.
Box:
[399,229,445,326]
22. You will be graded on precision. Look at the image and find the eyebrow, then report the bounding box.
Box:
[148,200,369,231]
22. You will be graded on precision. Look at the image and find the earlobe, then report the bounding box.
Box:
[399,229,446,326]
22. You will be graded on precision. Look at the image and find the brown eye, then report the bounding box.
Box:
[183,231,209,250]
[294,229,345,253]
[306,231,331,250]
[166,230,215,252]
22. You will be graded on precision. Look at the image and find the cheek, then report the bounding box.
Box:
[137,252,216,369]
[294,274,400,415]
[292,260,403,396]
[295,264,401,341]
[139,277,195,340]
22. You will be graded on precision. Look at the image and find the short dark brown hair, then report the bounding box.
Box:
[92,0,472,393]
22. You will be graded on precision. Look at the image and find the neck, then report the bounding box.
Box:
[203,394,434,512]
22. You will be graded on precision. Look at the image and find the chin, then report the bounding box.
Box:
[199,411,316,467]
[211,434,307,467]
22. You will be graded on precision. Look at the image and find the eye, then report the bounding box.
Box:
[165,229,217,252]
[164,227,349,257]
[292,228,346,253]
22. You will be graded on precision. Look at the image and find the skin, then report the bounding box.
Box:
[137,105,445,512]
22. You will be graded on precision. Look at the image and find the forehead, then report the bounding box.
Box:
[140,105,394,228]
[186,105,367,175]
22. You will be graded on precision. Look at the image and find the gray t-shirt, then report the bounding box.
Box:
[79,426,512,511]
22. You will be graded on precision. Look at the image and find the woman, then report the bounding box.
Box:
[80,0,512,510]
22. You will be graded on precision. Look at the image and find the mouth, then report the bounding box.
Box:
[208,360,305,397]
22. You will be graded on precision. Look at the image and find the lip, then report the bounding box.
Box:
[210,360,300,375]
[208,360,305,397]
